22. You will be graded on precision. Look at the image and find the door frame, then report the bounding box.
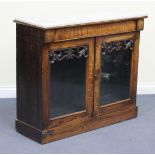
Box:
[94,32,140,117]
[42,38,95,129]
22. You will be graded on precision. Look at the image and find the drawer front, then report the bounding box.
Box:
[45,20,138,43]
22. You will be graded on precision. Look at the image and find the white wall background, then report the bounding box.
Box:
[0,1,155,97]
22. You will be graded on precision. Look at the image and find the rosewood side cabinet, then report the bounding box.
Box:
[14,14,147,144]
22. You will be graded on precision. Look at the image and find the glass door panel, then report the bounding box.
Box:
[49,45,88,118]
[100,40,134,105]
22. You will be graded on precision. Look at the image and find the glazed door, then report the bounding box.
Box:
[42,38,94,127]
[94,33,139,116]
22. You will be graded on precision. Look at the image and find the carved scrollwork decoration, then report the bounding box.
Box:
[101,40,134,55]
[49,45,88,64]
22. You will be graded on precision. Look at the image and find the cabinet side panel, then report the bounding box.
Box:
[16,24,43,129]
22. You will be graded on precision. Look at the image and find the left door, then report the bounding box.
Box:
[42,38,95,127]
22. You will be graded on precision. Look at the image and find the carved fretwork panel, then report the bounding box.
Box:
[49,45,88,64]
[101,40,134,54]
[100,39,134,105]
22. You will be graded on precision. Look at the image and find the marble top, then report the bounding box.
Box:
[14,12,147,29]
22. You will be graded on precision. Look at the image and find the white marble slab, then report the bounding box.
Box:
[14,12,147,29]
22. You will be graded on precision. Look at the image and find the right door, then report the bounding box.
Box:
[94,32,140,116]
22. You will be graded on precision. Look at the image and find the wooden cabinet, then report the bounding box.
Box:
[14,14,147,144]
